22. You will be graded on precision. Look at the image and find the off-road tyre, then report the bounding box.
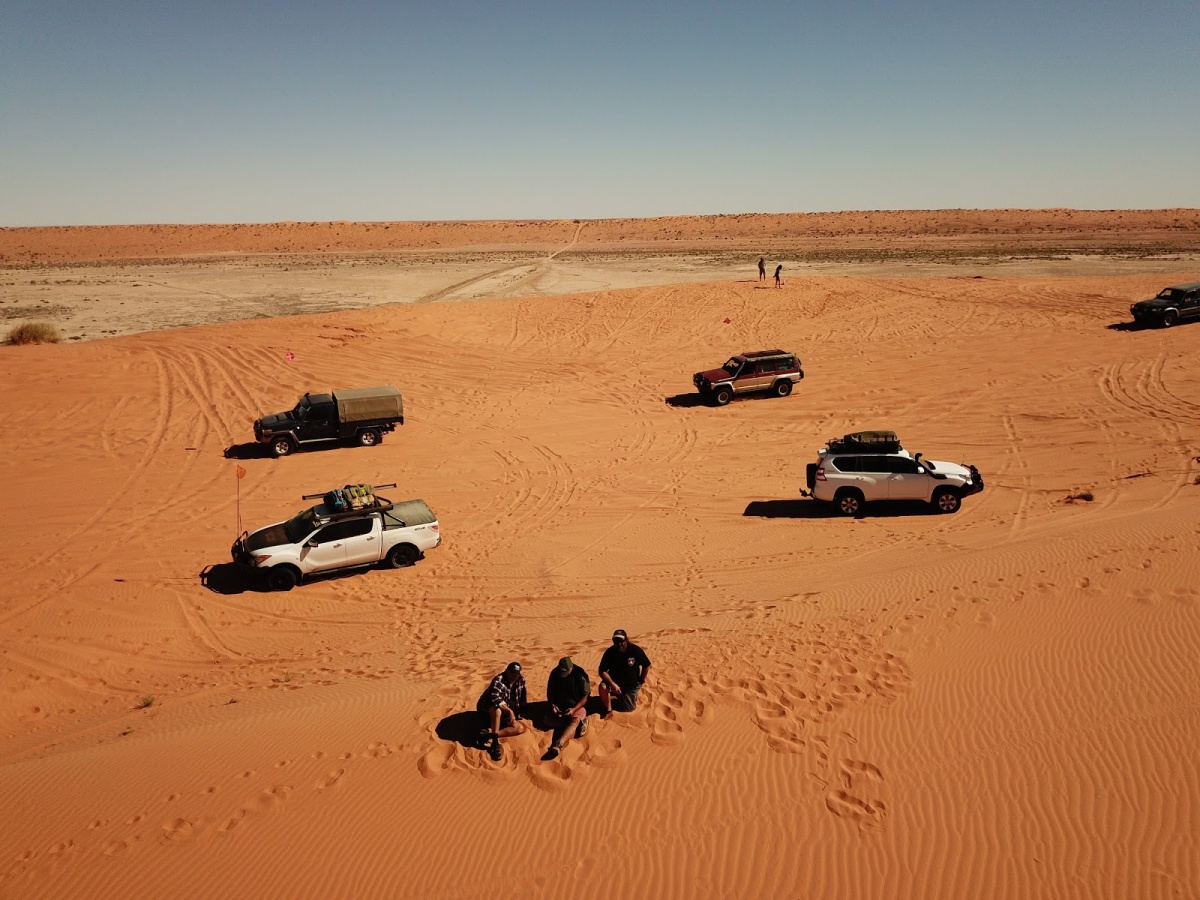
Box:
[386,543,420,568]
[266,566,299,592]
[1161,310,1179,328]
[713,386,733,407]
[771,380,793,398]
[357,429,381,447]
[834,488,864,518]
[933,487,961,514]
[271,436,295,458]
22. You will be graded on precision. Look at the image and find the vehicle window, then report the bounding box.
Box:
[723,357,741,374]
[312,521,359,544]
[857,456,889,473]
[830,456,860,473]
[882,456,919,474]
[342,518,373,538]
[284,509,319,544]
[382,511,408,529]
[1157,289,1180,300]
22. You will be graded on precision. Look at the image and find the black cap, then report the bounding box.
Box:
[612,629,628,641]
[505,661,521,674]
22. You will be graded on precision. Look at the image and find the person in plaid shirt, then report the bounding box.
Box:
[476,661,527,761]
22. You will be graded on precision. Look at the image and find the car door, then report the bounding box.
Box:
[1184,290,1200,321]
[301,401,340,440]
[733,360,759,393]
[882,455,927,500]
[341,516,380,567]
[300,521,353,572]
[855,456,888,499]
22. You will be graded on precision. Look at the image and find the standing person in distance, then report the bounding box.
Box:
[758,257,767,281]
[598,629,651,719]
[774,264,783,288]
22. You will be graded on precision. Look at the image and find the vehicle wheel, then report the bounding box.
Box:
[1161,310,1179,328]
[713,387,733,407]
[266,566,299,591]
[834,489,864,517]
[933,488,961,514]
[386,544,420,568]
[271,436,295,458]
[357,429,380,447]
[771,380,793,398]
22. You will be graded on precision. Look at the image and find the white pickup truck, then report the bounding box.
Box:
[232,489,440,591]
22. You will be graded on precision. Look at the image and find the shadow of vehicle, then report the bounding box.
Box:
[744,499,943,519]
[664,393,709,408]
[1106,321,1151,332]
[199,563,272,594]
[223,442,274,460]
[201,561,386,595]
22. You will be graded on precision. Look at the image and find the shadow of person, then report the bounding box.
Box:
[664,393,708,408]
[435,712,482,749]
[199,562,271,595]
[223,442,273,460]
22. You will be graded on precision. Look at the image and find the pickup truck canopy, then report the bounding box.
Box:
[383,499,436,528]
[333,386,404,423]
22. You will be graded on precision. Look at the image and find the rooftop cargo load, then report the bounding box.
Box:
[333,386,404,424]
[828,430,901,453]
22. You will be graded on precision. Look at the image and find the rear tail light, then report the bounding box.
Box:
[430,524,439,531]
[816,466,826,482]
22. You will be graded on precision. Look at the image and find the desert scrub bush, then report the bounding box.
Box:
[6,321,61,345]
[137,696,155,709]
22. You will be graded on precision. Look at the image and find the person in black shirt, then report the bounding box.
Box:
[476,661,527,761]
[598,629,651,719]
[542,656,591,761]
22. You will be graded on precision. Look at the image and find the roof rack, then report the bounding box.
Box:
[302,482,397,519]
[827,431,901,453]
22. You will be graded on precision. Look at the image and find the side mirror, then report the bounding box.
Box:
[306,540,318,548]
[916,467,925,474]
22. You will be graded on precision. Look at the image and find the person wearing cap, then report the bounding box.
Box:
[476,661,527,762]
[542,657,591,761]
[598,630,651,719]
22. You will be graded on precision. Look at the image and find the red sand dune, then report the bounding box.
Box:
[0,215,1198,899]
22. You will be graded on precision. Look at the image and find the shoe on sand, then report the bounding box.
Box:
[600,709,611,720]
[487,740,502,762]
[541,746,560,761]
[575,719,589,738]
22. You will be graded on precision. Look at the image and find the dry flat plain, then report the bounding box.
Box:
[1,211,1198,899]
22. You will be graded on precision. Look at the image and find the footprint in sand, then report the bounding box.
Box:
[316,769,345,791]
[417,740,458,779]
[687,697,713,724]
[161,818,195,841]
[583,737,627,769]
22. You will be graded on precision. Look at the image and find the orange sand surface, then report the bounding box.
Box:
[1,217,1199,899]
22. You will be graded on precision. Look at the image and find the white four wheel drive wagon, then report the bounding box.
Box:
[804,431,984,517]
[232,483,440,591]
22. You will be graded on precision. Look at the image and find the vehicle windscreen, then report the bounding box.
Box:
[1157,289,1181,300]
[723,357,742,374]
[283,508,319,544]
[292,397,311,419]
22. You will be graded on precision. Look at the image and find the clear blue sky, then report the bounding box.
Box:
[3,0,1197,226]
